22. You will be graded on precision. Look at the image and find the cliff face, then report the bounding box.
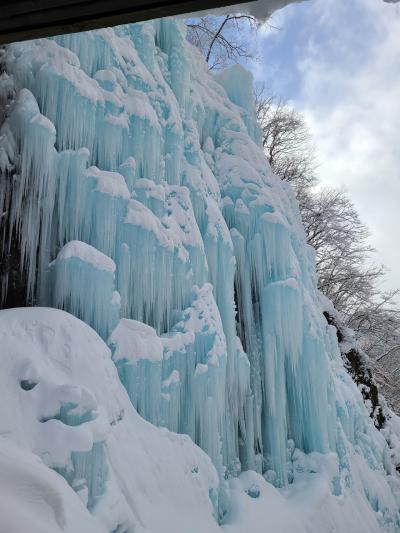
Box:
[0,18,400,532]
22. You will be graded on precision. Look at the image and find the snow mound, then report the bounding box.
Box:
[0,307,219,533]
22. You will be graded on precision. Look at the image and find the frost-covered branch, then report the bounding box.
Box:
[255,87,317,194]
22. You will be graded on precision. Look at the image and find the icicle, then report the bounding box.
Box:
[49,241,118,340]
[109,318,163,425]
[85,166,130,259]
[117,181,208,333]
[2,89,57,299]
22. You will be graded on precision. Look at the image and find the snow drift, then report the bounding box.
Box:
[0,15,400,533]
[0,307,219,533]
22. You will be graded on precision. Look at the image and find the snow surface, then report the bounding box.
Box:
[1,307,398,533]
[1,12,400,533]
[0,308,219,533]
[87,166,131,199]
[0,439,103,533]
[109,318,163,363]
[56,240,116,273]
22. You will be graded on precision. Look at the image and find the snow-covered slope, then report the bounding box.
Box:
[0,307,219,533]
[2,307,399,533]
[0,16,400,533]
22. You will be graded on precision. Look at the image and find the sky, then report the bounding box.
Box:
[249,0,400,292]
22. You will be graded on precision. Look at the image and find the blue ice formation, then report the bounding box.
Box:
[0,17,400,527]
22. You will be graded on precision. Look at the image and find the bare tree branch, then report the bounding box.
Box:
[255,84,400,362]
[186,15,257,70]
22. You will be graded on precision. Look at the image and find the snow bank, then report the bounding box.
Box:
[0,307,219,533]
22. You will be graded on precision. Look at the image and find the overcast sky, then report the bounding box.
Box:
[250,0,400,292]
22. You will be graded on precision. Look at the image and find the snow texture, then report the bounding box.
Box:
[0,308,219,533]
[0,13,400,533]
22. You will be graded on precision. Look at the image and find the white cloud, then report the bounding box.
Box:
[295,0,400,291]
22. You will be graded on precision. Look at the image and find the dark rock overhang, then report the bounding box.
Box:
[0,0,250,44]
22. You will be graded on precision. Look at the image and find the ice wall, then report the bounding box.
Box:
[1,17,400,530]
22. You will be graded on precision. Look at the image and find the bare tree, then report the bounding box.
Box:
[255,86,317,195]
[300,186,400,358]
[186,15,257,70]
[255,87,400,361]
[351,293,400,359]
